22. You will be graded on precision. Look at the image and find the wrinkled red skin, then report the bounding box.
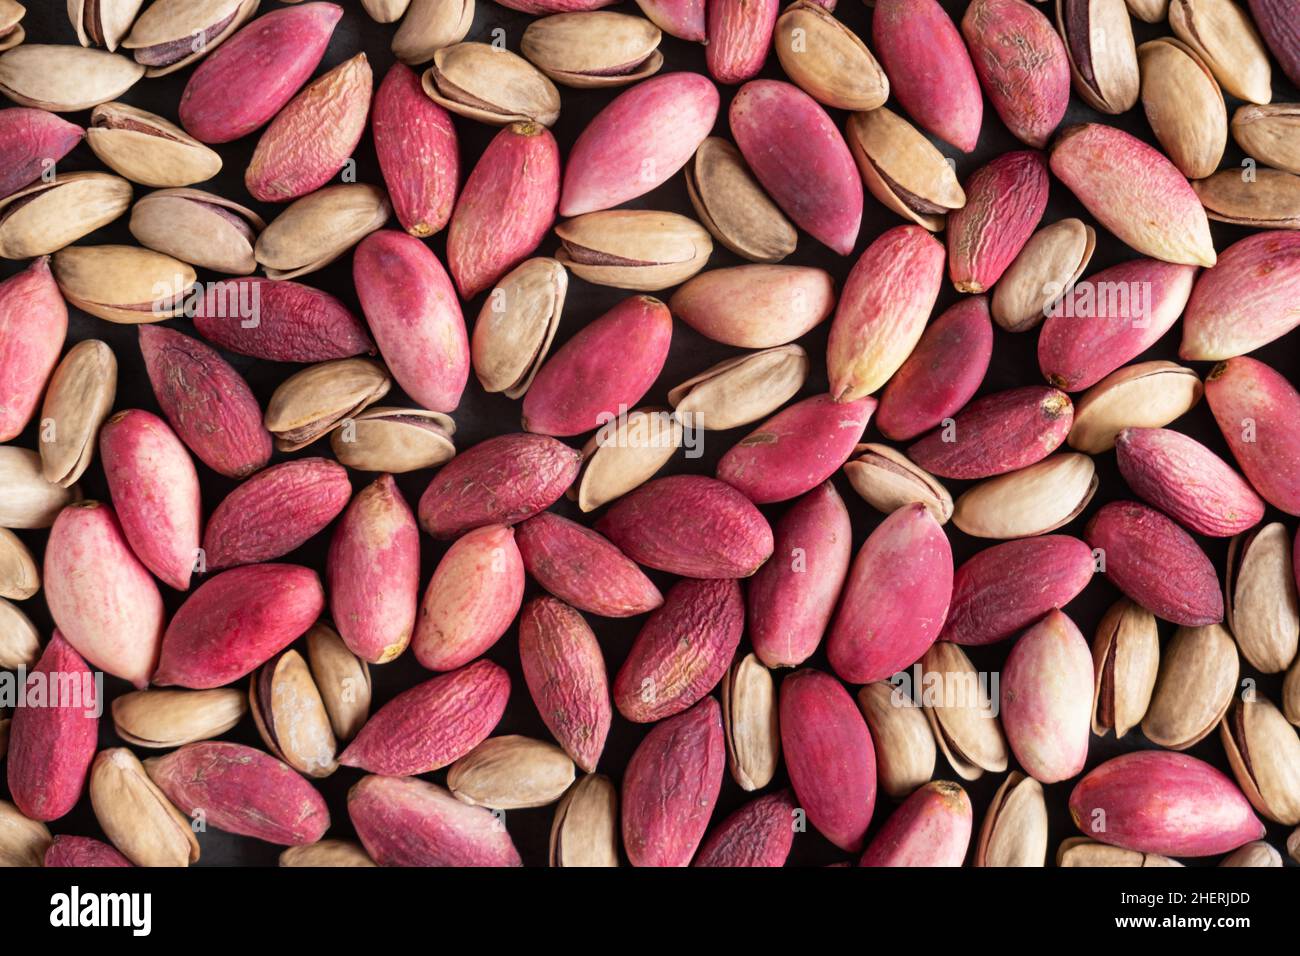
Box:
[0,257,67,442]
[707,0,780,85]
[1248,0,1300,87]
[0,109,83,199]
[373,61,459,238]
[947,150,1049,292]
[1205,356,1300,515]
[859,781,972,866]
[192,277,374,362]
[44,835,132,867]
[694,790,797,867]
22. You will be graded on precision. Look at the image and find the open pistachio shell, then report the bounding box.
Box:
[1232,104,1300,175]
[847,107,966,232]
[1090,598,1159,738]
[952,453,1098,539]
[1193,168,1300,229]
[975,771,1048,867]
[121,0,259,77]
[549,773,618,868]
[304,623,371,742]
[1141,623,1239,750]
[668,345,809,432]
[1138,38,1227,181]
[111,688,247,748]
[1221,694,1300,825]
[392,0,472,66]
[39,339,117,488]
[856,681,936,800]
[1056,836,1182,867]
[0,597,39,669]
[69,0,144,52]
[555,210,712,291]
[0,528,37,601]
[255,184,391,281]
[250,648,339,778]
[1056,0,1140,114]
[721,653,780,792]
[686,137,797,263]
[0,0,24,52]
[0,446,81,529]
[330,406,456,474]
[129,188,264,274]
[0,172,132,259]
[1225,522,1299,674]
[88,102,223,187]
[471,257,567,398]
[0,43,144,110]
[569,406,682,512]
[992,218,1095,332]
[1068,361,1203,454]
[774,1,888,111]
[921,641,1009,781]
[264,357,392,452]
[522,11,663,89]
[52,244,196,323]
[1169,0,1272,105]
[422,42,561,127]
[843,443,953,525]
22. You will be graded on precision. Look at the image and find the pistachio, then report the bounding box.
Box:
[856,681,936,800]
[254,184,391,281]
[974,771,1048,867]
[330,405,456,474]
[952,452,1098,539]
[668,345,809,432]
[0,445,80,528]
[70,0,143,51]
[555,210,713,291]
[522,11,663,88]
[129,188,263,274]
[1193,168,1300,229]
[569,406,681,512]
[921,641,1009,781]
[1169,0,1272,104]
[1220,841,1283,866]
[550,773,618,867]
[471,257,567,397]
[0,597,38,670]
[51,244,195,323]
[846,107,966,232]
[1056,836,1182,867]
[363,0,412,23]
[1232,104,1300,175]
[392,0,472,66]
[1056,0,1140,114]
[1141,623,1238,750]
[0,527,37,600]
[264,357,392,452]
[774,2,889,111]
[0,43,144,110]
[685,137,797,263]
[1090,598,1159,739]
[1221,694,1300,825]
[89,747,200,867]
[422,42,561,127]
[1137,39,1227,181]
[38,339,117,488]
[1287,658,1300,726]
[721,653,780,792]
[842,443,954,525]
[1125,0,1169,20]
[87,102,223,188]
[991,218,1096,332]
[111,688,247,748]
[448,735,576,809]
[1068,360,1203,454]
[250,649,339,779]
[280,839,377,867]
[0,798,51,867]
[0,0,23,52]
[1291,827,1300,863]
[0,172,132,259]
[1226,523,1299,673]
[122,0,258,77]
[304,622,371,742]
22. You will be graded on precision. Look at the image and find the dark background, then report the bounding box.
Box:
[3,0,1298,867]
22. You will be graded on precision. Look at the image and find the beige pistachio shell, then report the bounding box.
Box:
[255,184,390,281]
[1232,104,1300,175]
[111,688,247,748]
[1056,836,1182,867]
[847,106,966,232]
[668,345,809,432]
[843,443,953,524]
[550,773,618,867]
[1226,523,1299,674]
[264,358,392,453]
[774,1,888,111]
[1138,38,1227,181]
[0,527,37,600]
[521,11,663,89]
[129,188,263,274]
[856,681,936,800]
[0,0,23,52]
[1057,0,1140,114]
[1221,694,1300,825]
[87,102,222,188]
[39,339,117,488]
[686,137,797,264]
[952,453,1098,539]
[305,622,372,742]
[1125,0,1169,21]
[0,445,80,529]
[448,735,576,810]
[992,218,1095,332]
[1090,598,1159,738]
[121,0,258,77]
[1169,0,1272,105]
[330,406,455,474]
[280,839,377,867]
[0,597,39,670]
[1220,841,1283,866]
[423,42,561,127]
[89,747,200,867]
[1142,623,1239,750]
[363,0,412,23]
[556,209,712,291]
[1291,826,1300,863]
[975,771,1048,867]
[472,257,567,397]
[0,798,51,867]
[1193,168,1300,229]
[1068,361,1202,454]
[570,406,681,512]
[722,653,780,792]
[0,172,132,259]
[250,649,338,778]
[1286,659,1300,726]
[69,0,145,51]
[392,0,472,66]
[52,244,195,323]
[921,641,1009,781]
[0,43,143,110]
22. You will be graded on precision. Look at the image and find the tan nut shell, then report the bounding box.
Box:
[364,0,412,23]
[330,406,455,475]
[1137,39,1227,181]
[264,358,392,452]
[280,839,377,866]
[69,0,145,51]
[668,345,809,432]
[556,209,713,291]
[569,406,682,512]
[686,137,797,263]
[921,641,1009,781]
[1057,0,1140,114]
[974,771,1048,867]
[1193,168,1300,229]
[90,747,200,867]
[1286,659,1300,726]
[471,257,567,397]
[1141,623,1239,750]
[774,1,888,111]
[1221,695,1300,825]
[1090,598,1160,738]
[1168,0,1272,105]
[112,688,247,748]
[51,244,195,324]
[0,446,80,529]
[305,622,372,742]
[521,11,663,89]
[255,184,391,281]
[550,773,618,867]
[843,443,953,525]
[992,218,1096,332]
[0,598,39,670]
[447,735,576,810]
[1068,361,1203,454]
[39,339,117,488]
[122,0,259,78]
[722,653,780,792]
[250,649,338,778]
[0,172,132,259]
[1056,836,1182,866]
[129,188,263,275]
[847,106,966,232]
[0,44,144,110]
[1232,104,1300,175]
[87,102,223,188]
[0,0,24,52]
[952,453,1098,539]
[392,0,473,66]
[1226,523,1299,674]
[1220,841,1283,866]
[0,528,38,600]
[423,42,561,127]
[0,798,51,867]
[857,681,936,800]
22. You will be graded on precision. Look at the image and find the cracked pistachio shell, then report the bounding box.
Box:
[0,446,80,529]
[1232,104,1300,175]
[975,771,1048,867]
[447,735,576,810]
[1090,598,1159,738]
[423,42,561,127]
[1056,0,1139,114]
[280,839,376,867]
[857,681,936,800]
[1141,624,1239,750]
[0,528,36,600]
[686,137,797,263]
[0,597,38,669]
[39,340,116,489]
[1221,694,1300,825]
[330,406,455,474]
[87,102,223,188]
[255,184,391,281]
[122,0,258,77]
[921,641,1009,781]
[1169,0,1271,104]
[569,406,682,512]
[0,44,144,110]
[89,747,199,867]
[51,245,195,324]
[722,653,780,792]
[1226,523,1299,674]
[991,218,1095,332]
[304,622,371,742]
[472,257,567,397]
[522,11,663,88]
[1068,361,1202,454]
[556,210,712,291]
[668,345,809,432]
[69,0,145,51]
[111,688,247,748]
[0,798,51,867]
[952,453,1097,540]
[0,172,132,259]
[250,649,338,779]
[843,443,953,524]
[264,358,392,452]
[1126,0,1169,19]
[550,773,618,867]
[129,188,263,275]
[0,0,23,52]
[1056,836,1182,867]
[847,106,965,232]
[363,0,410,20]
[392,0,472,66]
[775,2,888,110]
[1193,168,1300,229]
[1220,841,1282,866]
[1138,39,1227,181]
